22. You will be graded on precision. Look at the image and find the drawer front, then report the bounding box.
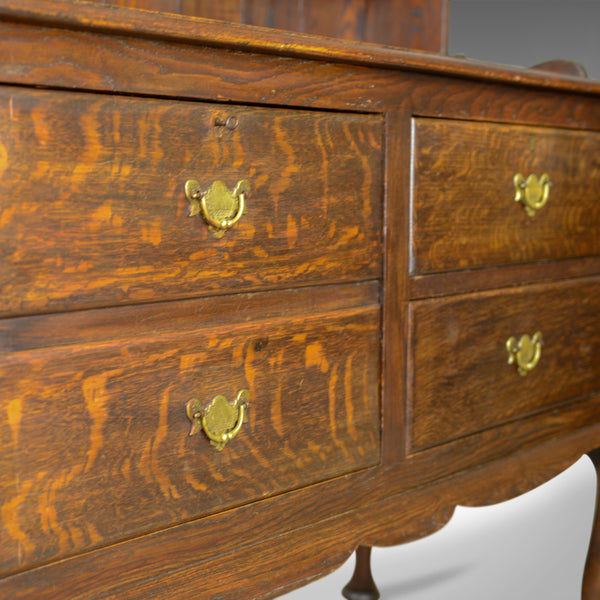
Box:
[411,118,600,274]
[408,278,600,452]
[0,87,383,316]
[0,306,380,575]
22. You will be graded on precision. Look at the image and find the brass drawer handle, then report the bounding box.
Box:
[186,389,250,451]
[185,179,250,238]
[513,173,550,216]
[506,331,542,375]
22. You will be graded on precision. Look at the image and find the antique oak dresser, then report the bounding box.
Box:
[1,1,600,598]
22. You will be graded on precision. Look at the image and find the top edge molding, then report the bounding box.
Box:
[0,0,599,95]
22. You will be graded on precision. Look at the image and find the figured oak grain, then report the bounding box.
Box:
[408,277,600,451]
[0,86,383,316]
[2,18,600,129]
[1,3,600,599]
[0,304,380,576]
[411,117,600,274]
[3,416,600,600]
[0,282,379,353]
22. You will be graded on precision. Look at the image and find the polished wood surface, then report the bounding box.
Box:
[0,87,382,316]
[411,117,600,274]
[99,0,448,52]
[342,545,380,600]
[409,277,600,451]
[0,1,599,599]
[0,0,598,96]
[1,299,380,575]
[3,424,598,600]
[0,283,379,352]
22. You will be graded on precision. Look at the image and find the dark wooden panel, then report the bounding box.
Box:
[180,0,242,22]
[408,278,600,451]
[0,86,383,316]
[241,0,300,31]
[0,305,380,576]
[102,0,448,52]
[362,0,448,52]
[411,117,600,275]
[255,0,448,52]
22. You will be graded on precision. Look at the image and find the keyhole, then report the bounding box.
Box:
[214,116,239,131]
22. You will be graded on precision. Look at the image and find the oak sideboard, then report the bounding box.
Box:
[1,2,600,598]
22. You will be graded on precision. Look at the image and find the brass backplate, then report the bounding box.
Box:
[513,173,550,216]
[185,179,249,238]
[186,390,250,450]
[506,331,543,376]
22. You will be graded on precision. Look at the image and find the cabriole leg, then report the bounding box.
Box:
[583,448,600,599]
[342,545,380,600]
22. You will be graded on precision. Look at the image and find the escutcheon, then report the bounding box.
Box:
[506,331,543,376]
[185,179,250,238]
[186,389,250,451]
[513,173,550,216]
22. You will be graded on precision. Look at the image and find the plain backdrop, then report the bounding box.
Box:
[449,0,600,80]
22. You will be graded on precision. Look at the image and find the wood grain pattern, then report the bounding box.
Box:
[0,0,597,96]
[1,17,600,129]
[411,117,600,274]
[2,419,600,600]
[0,303,380,575]
[0,2,599,599]
[4,373,589,592]
[0,86,382,315]
[97,0,448,52]
[0,282,379,353]
[410,255,600,300]
[408,277,600,451]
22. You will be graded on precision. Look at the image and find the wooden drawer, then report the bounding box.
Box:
[408,278,600,452]
[0,297,380,576]
[0,87,383,316]
[411,118,600,274]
